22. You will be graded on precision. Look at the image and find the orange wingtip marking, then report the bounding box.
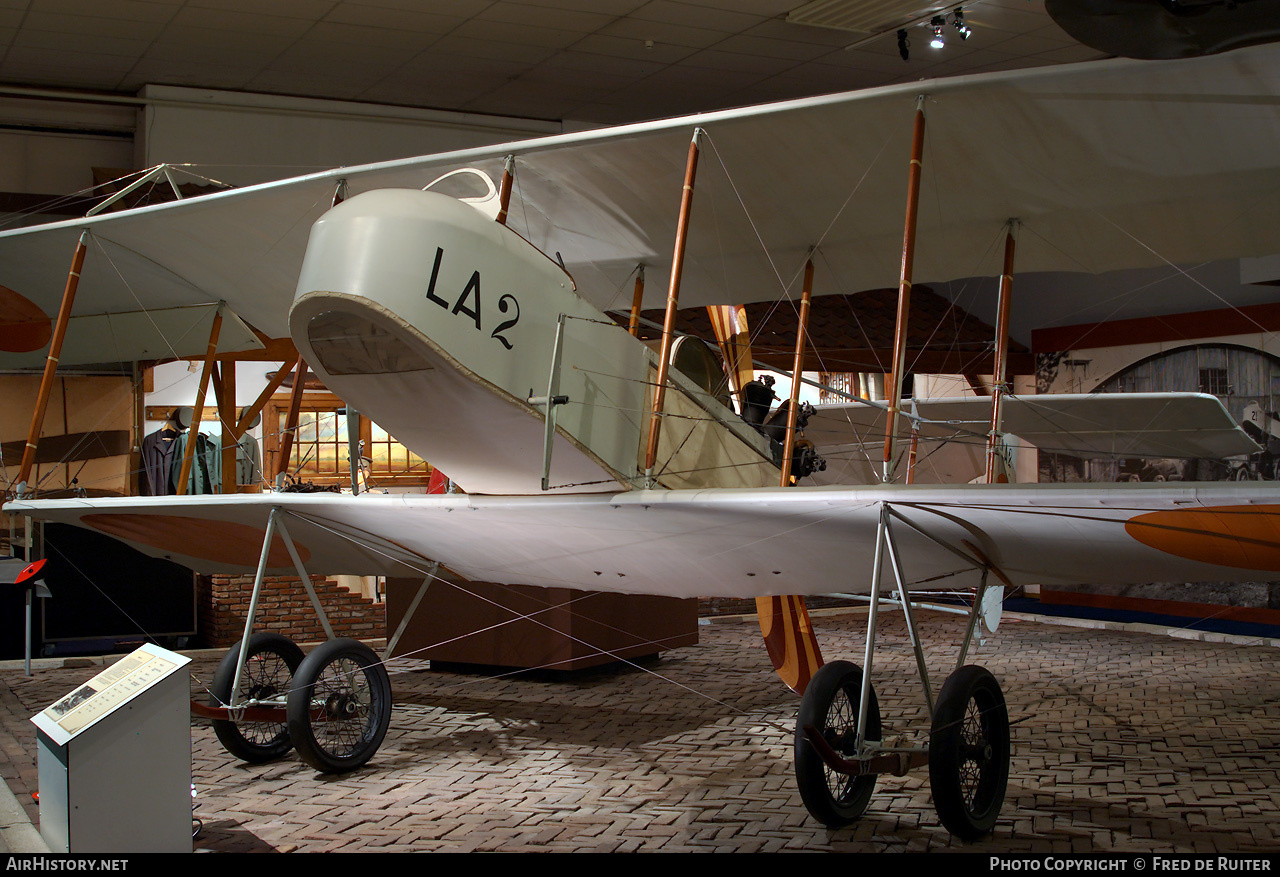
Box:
[756,594,824,695]
[0,285,51,353]
[16,558,47,584]
[1125,505,1280,571]
[82,514,309,568]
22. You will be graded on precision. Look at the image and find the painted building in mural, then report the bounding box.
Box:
[1039,342,1280,484]
[1035,306,1280,609]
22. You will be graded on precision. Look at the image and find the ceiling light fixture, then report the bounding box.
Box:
[954,7,972,40]
[897,28,910,61]
[930,16,946,49]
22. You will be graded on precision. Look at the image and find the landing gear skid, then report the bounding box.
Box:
[794,502,1012,840]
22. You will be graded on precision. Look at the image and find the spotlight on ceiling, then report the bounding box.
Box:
[954,7,972,40]
[930,16,946,49]
[897,28,910,61]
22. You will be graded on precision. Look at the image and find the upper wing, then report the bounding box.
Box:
[0,162,449,348]
[1,44,1279,365]
[8,482,1280,598]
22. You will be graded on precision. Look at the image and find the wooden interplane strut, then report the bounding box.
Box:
[496,155,514,226]
[219,359,237,493]
[779,259,815,485]
[882,97,927,482]
[644,129,702,484]
[16,231,89,493]
[235,364,294,438]
[276,355,308,482]
[985,222,1018,484]
[755,257,825,694]
[628,267,645,337]
[175,303,224,496]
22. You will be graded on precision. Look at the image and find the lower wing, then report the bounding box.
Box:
[8,481,1280,598]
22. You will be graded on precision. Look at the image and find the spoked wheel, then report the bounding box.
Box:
[210,632,304,764]
[287,638,393,773]
[794,660,882,827]
[928,665,1010,840]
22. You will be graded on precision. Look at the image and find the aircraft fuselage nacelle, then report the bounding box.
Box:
[289,188,776,494]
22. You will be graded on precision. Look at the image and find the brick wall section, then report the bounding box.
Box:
[198,580,840,648]
[700,596,858,617]
[199,574,386,648]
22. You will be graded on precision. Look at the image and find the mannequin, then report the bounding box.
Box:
[139,408,190,495]
[170,406,220,494]
[236,412,263,488]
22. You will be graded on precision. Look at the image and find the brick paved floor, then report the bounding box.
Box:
[2,611,1278,852]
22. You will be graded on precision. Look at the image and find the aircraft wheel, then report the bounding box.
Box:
[929,665,1010,840]
[287,638,392,774]
[210,632,304,764]
[794,660,881,827]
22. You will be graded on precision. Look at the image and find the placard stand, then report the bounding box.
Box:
[31,643,192,853]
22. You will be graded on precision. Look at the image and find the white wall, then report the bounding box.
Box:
[138,85,561,187]
[145,359,285,438]
[0,130,134,197]
[0,95,136,222]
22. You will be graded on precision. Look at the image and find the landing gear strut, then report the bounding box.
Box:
[793,501,1012,839]
[193,508,397,774]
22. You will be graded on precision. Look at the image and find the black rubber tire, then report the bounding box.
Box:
[794,660,881,827]
[929,665,1011,841]
[210,632,304,764]
[287,638,393,774]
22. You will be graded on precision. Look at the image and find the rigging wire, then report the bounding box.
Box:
[217,508,801,736]
[697,126,893,362]
[10,176,348,497]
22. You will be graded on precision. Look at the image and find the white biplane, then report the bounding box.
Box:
[5,43,1280,841]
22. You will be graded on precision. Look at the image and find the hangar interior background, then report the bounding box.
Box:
[2,0,1280,657]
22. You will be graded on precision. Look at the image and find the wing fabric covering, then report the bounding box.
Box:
[804,393,1259,461]
[3,45,1280,354]
[8,483,1280,601]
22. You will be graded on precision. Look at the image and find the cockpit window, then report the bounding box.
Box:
[307,311,433,375]
[424,168,496,202]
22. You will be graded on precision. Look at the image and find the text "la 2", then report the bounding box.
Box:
[425,246,520,350]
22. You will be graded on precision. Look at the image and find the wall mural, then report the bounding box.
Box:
[1038,343,1280,484]
[1037,342,1280,610]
